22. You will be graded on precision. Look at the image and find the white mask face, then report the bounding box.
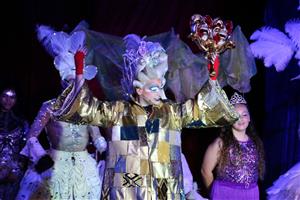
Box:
[136,79,163,106]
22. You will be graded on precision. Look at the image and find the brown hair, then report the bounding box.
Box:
[217,121,265,180]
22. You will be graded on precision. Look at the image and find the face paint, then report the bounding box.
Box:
[137,79,163,106]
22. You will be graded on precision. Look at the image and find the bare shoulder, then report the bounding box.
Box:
[209,137,223,150]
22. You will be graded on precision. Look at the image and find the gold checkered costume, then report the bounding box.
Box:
[53,79,238,200]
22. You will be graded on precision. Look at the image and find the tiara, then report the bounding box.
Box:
[2,89,16,98]
[229,92,247,105]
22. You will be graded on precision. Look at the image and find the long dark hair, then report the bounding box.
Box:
[217,121,265,180]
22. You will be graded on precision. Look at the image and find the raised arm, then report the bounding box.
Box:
[181,79,239,128]
[201,137,222,190]
[20,100,54,172]
[27,101,52,139]
[53,48,119,127]
[74,46,86,91]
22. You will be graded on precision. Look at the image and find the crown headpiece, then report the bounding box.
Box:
[229,92,247,105]
[121,34,168,99]
[2,89,16,98]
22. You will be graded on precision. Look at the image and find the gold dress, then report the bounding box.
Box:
[54,79,238,200]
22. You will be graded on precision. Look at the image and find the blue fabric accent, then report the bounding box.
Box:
[115,156,126,173]
[121,126,139,140]
[170,145,181,161]
[145,118,159,133]
[186,120,204,128]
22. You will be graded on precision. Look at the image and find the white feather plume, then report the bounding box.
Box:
[69,31,85,54]
[250,21,300,80]
[36,24,97,80]
[53,52,75,80]
[50,31,70,56]
[250,27,294,47]
[36,25,56,57]
[285,19,300,49]
[286,19,300,80]
[250,28,295,71]
[83,65,98,80]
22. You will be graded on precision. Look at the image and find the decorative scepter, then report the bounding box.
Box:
[189,14,235,80]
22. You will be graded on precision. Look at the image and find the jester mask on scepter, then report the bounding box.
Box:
[189,14,235,80]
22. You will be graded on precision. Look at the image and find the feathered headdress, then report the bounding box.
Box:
[121,34,168,99]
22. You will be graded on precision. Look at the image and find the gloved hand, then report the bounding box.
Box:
[74,47,87,75]
[94,136,107,154]
[207,53,219,80]
[34,154,54,174]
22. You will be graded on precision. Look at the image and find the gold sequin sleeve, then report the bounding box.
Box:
[181,79,239,128]
[53,82,122,127]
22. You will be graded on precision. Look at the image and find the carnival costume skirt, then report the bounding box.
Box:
[16,149,101,200]
[210,180,259,200]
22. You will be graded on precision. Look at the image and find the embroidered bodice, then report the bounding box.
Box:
[216,139,259,186]
[46,120,90,151]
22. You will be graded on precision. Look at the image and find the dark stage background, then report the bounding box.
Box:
[1,0,300,199]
